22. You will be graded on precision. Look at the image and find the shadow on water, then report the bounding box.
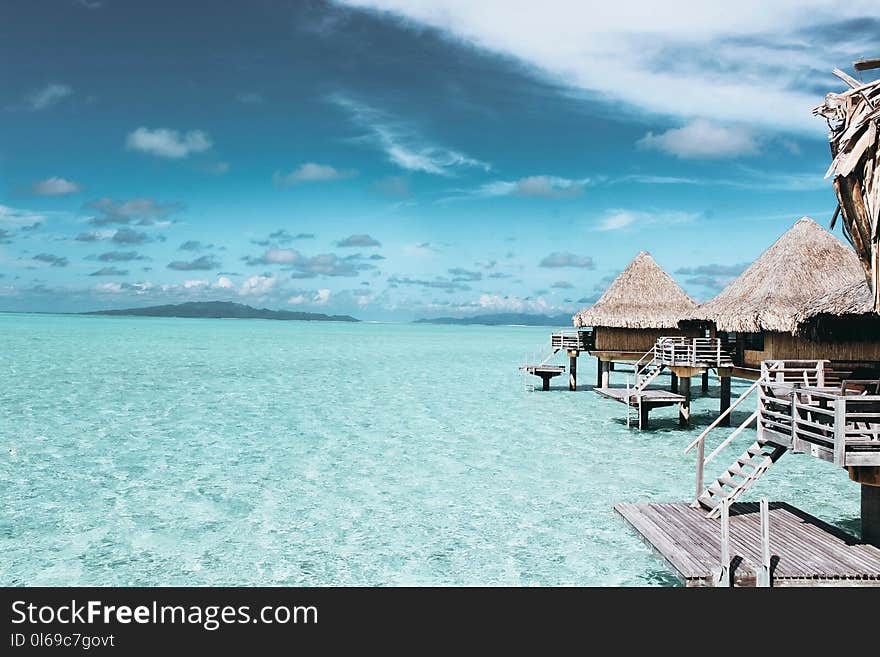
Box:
[834,517,862,539]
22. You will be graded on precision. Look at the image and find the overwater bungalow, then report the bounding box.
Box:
[795,278,880,351]
[572,251,700,387]
[615,62,880,585]
[683,217,875,377]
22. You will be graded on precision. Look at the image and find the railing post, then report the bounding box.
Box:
[717,339,721,367]
[757,497,771,587]
[816,360,825,387]
[714,497,731,587]
[695,438,705,505]
[833,396,846,467]
[790,385,801,453]
[626,378,631,429]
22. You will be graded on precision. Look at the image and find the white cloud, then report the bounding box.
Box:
[287,289,332,306]
[333,96,490,175]
[26,84,72,110]
[596,209,699,231]
[339,1,877,134]
[458,175,590,200]
[637,119,759,159]
[539,252,594,268]
[183,279,209,289]
[264,248,301,264]
[0,205,46,227]
[215,276,234,289]
[125,127,212,159]
[239,274,277,297]
[273,163,357,185]
[477,294,550,313]
[598,210,637,231]
[31,177,82,196]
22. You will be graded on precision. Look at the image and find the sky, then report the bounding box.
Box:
[1,0,878,320]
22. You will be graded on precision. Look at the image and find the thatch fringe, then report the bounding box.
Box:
[794,278,880,341]
[685,217,864,334]
[572,251,696,329]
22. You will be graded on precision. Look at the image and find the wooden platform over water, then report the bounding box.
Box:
[595,386,684,408]
[615,501,880,586]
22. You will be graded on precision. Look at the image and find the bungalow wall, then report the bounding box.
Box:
[741,331,880,369]
[593,326,702,354]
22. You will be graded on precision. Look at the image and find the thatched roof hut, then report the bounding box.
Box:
[795,278,880,342]
[573,251,696,329]
[685,217,864,334]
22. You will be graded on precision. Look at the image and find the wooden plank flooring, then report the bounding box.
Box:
[615,501,880,587]
[595,387,684,407]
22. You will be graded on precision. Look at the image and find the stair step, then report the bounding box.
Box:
[718,475,742,488]
[728,465,752,477]
[698,493,717,510]
[707,483,734,498]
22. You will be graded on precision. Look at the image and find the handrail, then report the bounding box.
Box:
[686,361,782,504]
[684,378,763,454]
[704,411,758,464]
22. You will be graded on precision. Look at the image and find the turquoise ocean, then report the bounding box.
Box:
[0,314,860,585]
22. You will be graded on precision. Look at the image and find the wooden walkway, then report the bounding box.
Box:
[595,387,684,407]
[615,501,880,586]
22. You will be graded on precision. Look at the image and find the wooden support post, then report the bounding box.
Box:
[670,372,679,393]
[714,497,731,587]
[862,484,880,548]
[694,438,705,506]
[639,401,649,430]
[595,357,603,388]
[679,376,691,428]
[568,351,577,391]
[833,398,846,467]
[601,360,610,389]
[757,498,771,587]
[720,376,731,428]
[701,370,709,394]
[540,373,551,391]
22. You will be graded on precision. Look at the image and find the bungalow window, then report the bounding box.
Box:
[742,332,765,351]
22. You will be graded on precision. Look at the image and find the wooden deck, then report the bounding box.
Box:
[616,501,880,586]
[519,364,565,375]
[595,386,684,408]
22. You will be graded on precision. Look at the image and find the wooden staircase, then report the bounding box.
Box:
[628,347,666,393]
[698,439,788,518]
[633,360,664,392]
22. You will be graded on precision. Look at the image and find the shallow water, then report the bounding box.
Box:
[0,314,861,585]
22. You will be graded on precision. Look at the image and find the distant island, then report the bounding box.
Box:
[83,301,359,322]
[414,313,574,327]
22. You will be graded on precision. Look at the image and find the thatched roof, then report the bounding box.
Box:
[794,278,880,341]
[572,251,696,329]
[686,217,864,334]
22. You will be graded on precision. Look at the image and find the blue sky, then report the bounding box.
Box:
[1,0,878,319]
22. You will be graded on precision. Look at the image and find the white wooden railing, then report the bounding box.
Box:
[758,360,880,467]
[714,497,772,587]
[684,362,782,501]
[550,328,594,351]
[654,336,730,368]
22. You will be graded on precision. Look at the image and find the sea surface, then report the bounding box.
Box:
[0,314,861,586]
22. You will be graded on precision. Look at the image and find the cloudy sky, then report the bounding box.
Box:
[1,1,878,319]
